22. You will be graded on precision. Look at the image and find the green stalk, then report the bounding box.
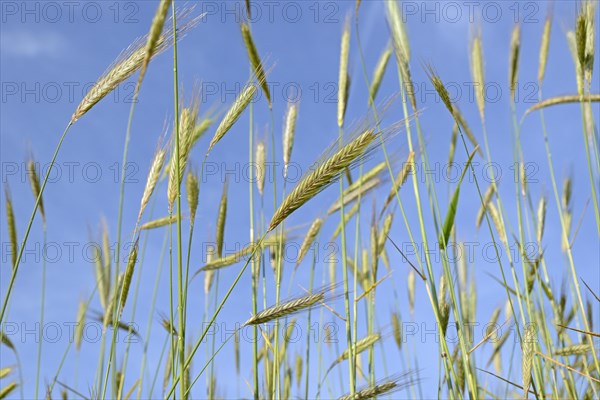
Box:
[355,18,462,395]
[49,287,98,395]
[100,9,173,388]
[12,348,24,400]
[185,326,243,398]
[137,232,169,399]
[267,107,284,399]
[167,210,176,394]
[509,96,546,394]
[258,162,267,398]
[148,333,170,398]
[465,98,527,394]
[120,194,159,397]
[34,224,47,400]
[536,87,600,387]
[100,31,150,395]
[350,159,363,392]
[182,168,206,353]
[402,100,461,400]
[93,302,107,394]
[315,263,326,400]
[368,275,375,386]
[260,186,267,312]
[405,102,481,400]
[357,17,456,396]
[0,122,72,324]
[358,11,471,397]
[353,16,377,388]
[411,95,483,400]
[208,261,221,399]
[168,4,186,398]
[304,248,317,399]
[165,235,267,398]
[578,89,600,235]
[248,88,259,400]
[338,124,355,396]
[272,184,286,400]
[204,254,211,396]
[181,212,196,354]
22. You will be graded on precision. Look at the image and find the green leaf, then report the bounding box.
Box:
[439,147,478,249]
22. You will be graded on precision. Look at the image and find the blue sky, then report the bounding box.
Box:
[1,1,599,398]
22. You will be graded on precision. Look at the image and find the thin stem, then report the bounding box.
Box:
[120,194,158,397]
[304,248,317,399]
[267,107,283,399]
[338,125,355,396]
[272,184,286,400]
[355,16,463,396]
[34,224,47,400]
[248,97,259,400]
[49,287,99,395]
[208,258,221,399]
[168,3,187,399]
[537,86,600,383]
[578,89,600,235]
[137,231,169,399]
[0,122,72,324]
[165,235,267,398]
[101,34,149,393]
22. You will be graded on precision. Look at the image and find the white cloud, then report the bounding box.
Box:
[1,30,66,58]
